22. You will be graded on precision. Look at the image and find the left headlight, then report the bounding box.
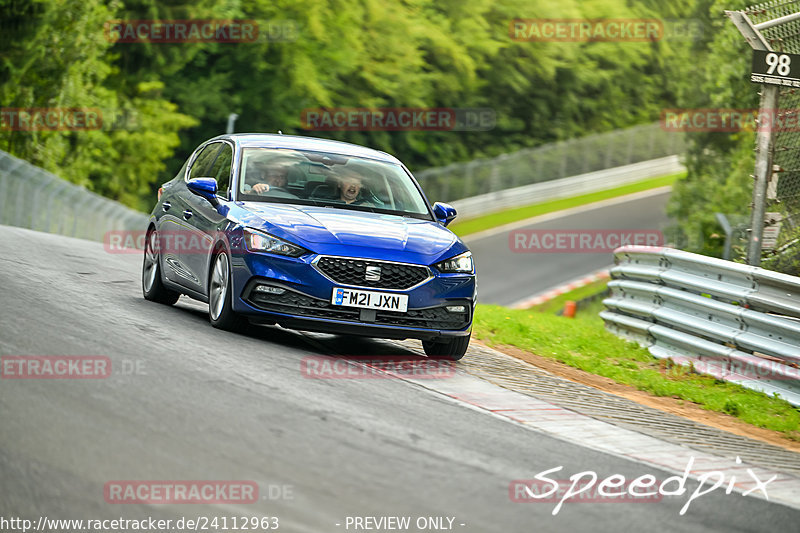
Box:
[435,251,474,273]
[244,228,308,257]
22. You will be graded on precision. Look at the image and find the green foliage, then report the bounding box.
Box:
[0,0,199,210]
[1,0,705,211]
[665,0,772,260]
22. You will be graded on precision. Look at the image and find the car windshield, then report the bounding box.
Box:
[237,147,432,219]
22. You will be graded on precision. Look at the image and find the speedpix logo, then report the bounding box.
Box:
[510,456,776,516]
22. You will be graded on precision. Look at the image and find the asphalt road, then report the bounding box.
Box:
[466,188,672,306]
[1,225,798,532]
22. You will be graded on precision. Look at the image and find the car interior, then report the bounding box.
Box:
[240,153,403,210]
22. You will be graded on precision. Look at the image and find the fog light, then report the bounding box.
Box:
[254,285,285,295]
[445,305,466,313]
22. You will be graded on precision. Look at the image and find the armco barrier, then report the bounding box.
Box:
[416,121,686,209]
[601,245,800,406]
[451,156,683,218]
[0,149,148,241]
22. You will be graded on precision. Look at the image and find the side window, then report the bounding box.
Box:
[173,157,190,181]
[207,144,233,198]
[188,143,221,181]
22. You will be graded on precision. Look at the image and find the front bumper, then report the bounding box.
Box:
[239,279,472,341]
[229,251,475,341]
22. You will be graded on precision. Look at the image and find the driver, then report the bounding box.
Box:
[248,159,299,199]
[252,166,289,194]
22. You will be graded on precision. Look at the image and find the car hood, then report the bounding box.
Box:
[237,202,457,255]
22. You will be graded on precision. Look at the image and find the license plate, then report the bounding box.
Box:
[331,287,408,312]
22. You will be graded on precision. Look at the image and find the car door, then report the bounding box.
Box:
[180,142,234,295]
[162,142,221,290]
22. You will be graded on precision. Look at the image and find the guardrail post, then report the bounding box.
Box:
[715,213,734,260]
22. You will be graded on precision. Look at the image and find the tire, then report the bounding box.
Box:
[208,250,242,331]
[142,228,180,305]
[422,333,471,361]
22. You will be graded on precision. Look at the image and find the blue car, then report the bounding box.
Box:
[142,134,476,359]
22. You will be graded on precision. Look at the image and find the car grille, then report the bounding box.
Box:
[247,289,469,330]
[315,257,430,290]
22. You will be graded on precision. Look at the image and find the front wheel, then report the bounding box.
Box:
[142,229,180,305]
[208,250,241,331]
[422,334,470,361]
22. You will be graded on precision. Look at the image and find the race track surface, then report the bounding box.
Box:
[1,225,798,532]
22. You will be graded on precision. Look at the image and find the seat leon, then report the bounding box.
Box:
[142,134,476,359]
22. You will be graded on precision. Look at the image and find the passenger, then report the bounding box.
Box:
[337,171,372,206]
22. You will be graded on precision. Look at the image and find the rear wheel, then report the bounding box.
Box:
[142,229,180,305]
[208,250,241,331]
[422,334,470,361]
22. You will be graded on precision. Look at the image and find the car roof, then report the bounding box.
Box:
[209,133,402,164]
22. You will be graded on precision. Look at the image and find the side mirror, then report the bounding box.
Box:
[187,177,219,206]
[433,202,457,226]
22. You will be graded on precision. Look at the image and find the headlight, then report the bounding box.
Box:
[435,251,474,273]
[244,229,308,257]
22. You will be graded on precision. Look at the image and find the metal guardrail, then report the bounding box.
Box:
[601,245,800,406]
[0,149,149,241]
[416,122,686,206]
[451,156,683,219]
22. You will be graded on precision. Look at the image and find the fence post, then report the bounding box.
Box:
[463,162,474,199]
[726,9,780,267]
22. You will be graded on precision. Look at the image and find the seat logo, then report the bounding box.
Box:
[365,266,381,282]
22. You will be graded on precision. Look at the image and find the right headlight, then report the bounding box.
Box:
[434,251,474,273]
[243,228,308,257]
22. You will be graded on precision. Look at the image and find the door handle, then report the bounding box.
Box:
[162,201,171,211]
[182,210,193,220]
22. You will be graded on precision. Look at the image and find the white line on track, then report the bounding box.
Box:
[508,266,612,309]
[463,186,672,243]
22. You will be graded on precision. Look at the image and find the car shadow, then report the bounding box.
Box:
[161,295,428,361]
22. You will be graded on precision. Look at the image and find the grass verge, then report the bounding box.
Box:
[471,300,800,440]
[450,172,683,237]
[527,278,610,314]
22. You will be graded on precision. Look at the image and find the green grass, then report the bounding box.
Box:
[472,302,800,439]
[449,172,683,237]
[528,278,610,314]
